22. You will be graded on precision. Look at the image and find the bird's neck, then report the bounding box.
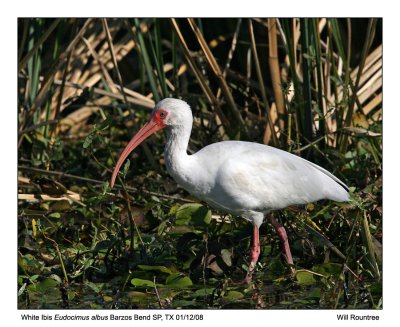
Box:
[164,125,192,176]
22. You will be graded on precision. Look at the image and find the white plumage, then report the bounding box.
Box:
[111,98,350,281]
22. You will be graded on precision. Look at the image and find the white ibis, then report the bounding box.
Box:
[111,98,349,281]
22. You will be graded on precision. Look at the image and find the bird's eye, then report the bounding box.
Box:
[158,110,167,119]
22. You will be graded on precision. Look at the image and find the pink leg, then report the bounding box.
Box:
[268,215,295,272]
[245,225,260,283]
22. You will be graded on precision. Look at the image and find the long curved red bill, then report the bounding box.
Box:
[110,120,164,188]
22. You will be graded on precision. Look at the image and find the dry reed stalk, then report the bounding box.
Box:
[59,21,103,94]
[244,48,252,113]
[82,37,119,94]
[170,18,216,104]
[371,107,382,123]
[216,18,242,100]
[342,19,378,138]
[279,19,301,80]
[350,45,382,79]
[357,70,382,103]
[263,103,280,142]
[60,107,100,133]
[268,18,285,136]
[331,46,382,114]
[48,78,154,108]
[292,19,302,81]
[78,34,134,86]
[363,93,382,116]
[214,19,242,138]
[58,87,155,134]
[187,18,248,137]
[32,19,93,112]
[170,18,231,132]
[248,19,278,146]
[18,192,82,203]
[102,18,129,105]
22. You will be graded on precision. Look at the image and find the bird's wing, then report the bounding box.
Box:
[208,143,348,212]
[306,160,349,191]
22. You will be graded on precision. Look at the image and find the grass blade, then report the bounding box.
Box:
[360,212,380,280]
[311,19,325,142]
[19,18,62,72]
[152,19,168,98]
[299,18,313,143]
[132,19,161,102]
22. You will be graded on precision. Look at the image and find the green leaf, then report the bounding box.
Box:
[165,273,192,289]
[49,274,62,284]
[18,283,27,297]
[168,204,180,216]
[103,295,113,302]
[268,257,286,274]
[150,195,160,202]
[85,281,101,293]
[171,300,195,307]
[176,203,211,227]
[34,131,49,146]
[223,290,244,300]
[98,117,111,130]
[19,254,43,275]
[194,288,215,297]
[137,265,173,274]
[83,133,94,149]
[306,287,321,299]
[102,181,110,195]
[122,159,130,177]
[50,200,70,212]
[312,263,343,277]
[68,291,77,301]
[127,291,149,299]
[131,278,155,288]
[30,275,40,283]
[30,278,59,293]
[296,271,316,286]
[221,249,232,266]
[49,212,61,218]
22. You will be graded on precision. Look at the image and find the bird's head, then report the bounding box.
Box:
[151,98,192,128]
[110,98,192,188]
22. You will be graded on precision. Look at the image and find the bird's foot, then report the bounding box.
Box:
[244,271,253,285]
[244,262,257,285]
[288,265,297,281]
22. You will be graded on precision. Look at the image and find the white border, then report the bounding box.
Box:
[3,1,398,326]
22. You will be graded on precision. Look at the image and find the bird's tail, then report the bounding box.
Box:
[308,162,350,202]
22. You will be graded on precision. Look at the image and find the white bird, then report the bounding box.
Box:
[111,98,350,281]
